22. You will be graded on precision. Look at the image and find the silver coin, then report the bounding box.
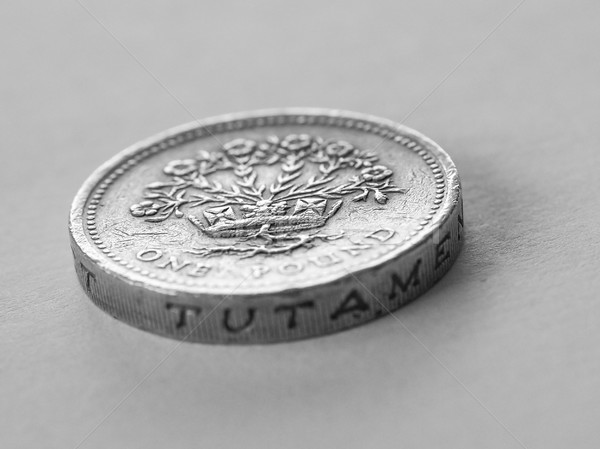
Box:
[69,109,463,343]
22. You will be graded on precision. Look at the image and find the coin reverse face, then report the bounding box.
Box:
[70,109,463,343]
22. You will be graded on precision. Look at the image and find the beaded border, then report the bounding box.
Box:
[84,113,446,285]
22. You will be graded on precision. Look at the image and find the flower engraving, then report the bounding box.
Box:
[278,134,316,155]
[323,140,356,158]
[129,134,407,257]
[130,200,162,217]
[361,165,393,182]
[223,138,257,159]
[163,159,198,176]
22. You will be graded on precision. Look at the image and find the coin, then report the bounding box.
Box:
[69,109,463,343]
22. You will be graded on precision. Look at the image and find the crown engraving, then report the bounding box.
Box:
[130,134,406,257]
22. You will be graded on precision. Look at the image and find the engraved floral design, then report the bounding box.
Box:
[361,165,393,182]
[130,134,406,257]
[278,134,317,155]
[163,159,198,176]
[130,200,162,217]
[323,140,356,158]
[223,138,257,158]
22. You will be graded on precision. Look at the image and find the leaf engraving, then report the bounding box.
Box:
[129,135,408,257]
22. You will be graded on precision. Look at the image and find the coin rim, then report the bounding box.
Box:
[69,108,461,299]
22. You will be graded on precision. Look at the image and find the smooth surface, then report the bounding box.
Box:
[1,0,599,448]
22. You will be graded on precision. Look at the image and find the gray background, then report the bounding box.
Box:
[2,0,599,448]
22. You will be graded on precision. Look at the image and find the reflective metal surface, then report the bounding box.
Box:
[70,109,463,343]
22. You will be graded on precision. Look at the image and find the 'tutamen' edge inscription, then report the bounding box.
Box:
[153,210,461,340]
